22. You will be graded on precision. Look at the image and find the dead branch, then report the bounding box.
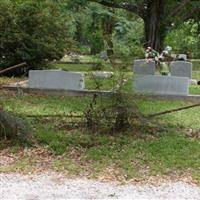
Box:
[0,62,27,75]
[148,103,200,118]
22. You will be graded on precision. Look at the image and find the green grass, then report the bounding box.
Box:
[193,72,200,80]
[192,60,200,71]
[190,86,200,95]
[52,63,113,72]
[0,92,90,115]
[1,91,199,130]
[35,128,200,181]
[137,99,200,129]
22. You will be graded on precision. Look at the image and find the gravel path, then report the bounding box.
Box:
[1,173,200,200]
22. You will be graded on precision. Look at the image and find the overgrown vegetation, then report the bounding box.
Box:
[0,90,200,182]
[0,0,71,72]
[0,110,32,143]
[0,0,200,184]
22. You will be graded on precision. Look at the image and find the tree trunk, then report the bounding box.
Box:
[102,12,115,56]
[143,0,166,52]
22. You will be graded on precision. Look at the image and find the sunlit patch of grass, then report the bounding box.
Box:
[190,85,200,95]
[0,76,25,85]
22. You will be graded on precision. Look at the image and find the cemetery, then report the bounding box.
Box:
[2,58,200,99]
[0,0,200,199]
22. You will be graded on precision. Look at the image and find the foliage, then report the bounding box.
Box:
[87,0,200,51]
[165,21,200,58]
[84,54,142,134]
[0,0,71,71]
[113,12,144,59]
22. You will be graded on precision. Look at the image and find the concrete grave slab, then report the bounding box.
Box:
[134,59,156,75]
[134,75,189,96]
[170,61,192,78]
[29,70,84,90]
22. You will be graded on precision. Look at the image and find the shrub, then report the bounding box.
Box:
[0,110,32,143]
[0,0,71,73]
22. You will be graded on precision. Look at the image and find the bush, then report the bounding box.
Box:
[84,69,142,133]
[0,110,32,143]
[0,0,71,73]
[165,21,200,58]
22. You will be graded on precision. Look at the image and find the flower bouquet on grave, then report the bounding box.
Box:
[145,46,173,75]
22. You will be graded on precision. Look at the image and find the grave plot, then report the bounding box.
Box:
[133,60,193,96]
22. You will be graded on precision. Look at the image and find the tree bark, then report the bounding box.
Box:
[143,0,165,52]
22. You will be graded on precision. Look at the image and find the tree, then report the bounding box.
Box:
[0,0,72,73]
[88,0,200,52]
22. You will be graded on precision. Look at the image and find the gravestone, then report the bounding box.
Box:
[178,54,187,61]
[134,59,156,75]
[92,71,113,79]
[100,51,108,60]
[134,75,189,96]
[29,70,84,90]
[170,61,192,78]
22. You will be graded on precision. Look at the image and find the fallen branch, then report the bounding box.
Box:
[148,103,200,118]
[0,62,27,75]
[21,114,82,118]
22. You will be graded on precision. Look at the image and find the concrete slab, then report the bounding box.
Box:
[29,70,84,90]
[134,75,189,96]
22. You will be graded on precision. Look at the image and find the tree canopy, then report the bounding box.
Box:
[0,0,199,73]
[88,0,200,51]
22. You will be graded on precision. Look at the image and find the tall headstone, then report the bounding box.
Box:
[134,59,156,75]
[134,75,189,96]
[29,70,85,90]
[170,61,192,78]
